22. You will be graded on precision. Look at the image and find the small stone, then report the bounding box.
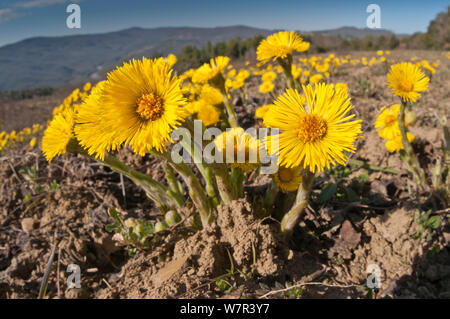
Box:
[65,287,90,299]
[21,218,34,232]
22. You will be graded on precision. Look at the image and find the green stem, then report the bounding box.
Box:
[398,101,427,191]
[102,155,184,211]
[163,162,184,197]
[264,181,279,214]
[280,170,315,239]
[222,90,239,127]
[214,165,236,205]
[277,55,296,90]
[231,167,244,198]
[156,152,214,228]
[182,119,220,205]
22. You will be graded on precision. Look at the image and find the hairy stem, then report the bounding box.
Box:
[102,155,184,212]
[156,152,214,228]
[280,170,315,239]
[398,101,427,191]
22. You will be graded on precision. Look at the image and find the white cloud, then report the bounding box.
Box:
[0,8,16,23]
[0,0,83,24]
[15,0,68,9]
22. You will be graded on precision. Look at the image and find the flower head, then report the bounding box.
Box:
[264,84,362,172]
[272,166,302,192]
[385,132,414,153]
[375,104,401,140]
[201,85,223,105]
[259,81,274,93]
[194,100,221,127]
[42,107,76,162]
[255,104,273,119]
[387,62,429,103]
[257,31,310,64]
[214,127,260,172]
[192,56,230,84]
[75,57,186,158]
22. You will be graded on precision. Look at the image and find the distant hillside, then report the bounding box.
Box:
[310,26,394,39]
[0,24,428,91]
[0,26,272,91]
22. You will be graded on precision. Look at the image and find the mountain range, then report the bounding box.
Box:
[0,25,394,91]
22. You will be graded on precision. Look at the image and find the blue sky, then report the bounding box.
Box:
[0,0,448,47]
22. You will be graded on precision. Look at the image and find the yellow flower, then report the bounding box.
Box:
[165,54,177,67]
[272,166,302,192]
[385,132,414,153]
[201,85,223,105]
[377,50,384,56]
[255,104,272,119]
[291,64,302,79]
[309,74,323,84]
[236,69,250,81]
[262,71,277,82]
[257,31,310,64]
[195,100,221,127]
[264,84,362,172]
[75,57,186,158]
[214,127,260,172]
[259,81,274,93]
[315,63,329,73]
[192,56,230,84]
[42,107,75,162]
[387,62,429,103]
[29,138,37,147]
[375,104,401,140]
[420,60,435,74]
[335,82,349,95]
[83,82,92,92]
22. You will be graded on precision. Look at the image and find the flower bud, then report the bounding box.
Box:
[165,210,181,226]
[155,221,168,233]
[405,111,417,126]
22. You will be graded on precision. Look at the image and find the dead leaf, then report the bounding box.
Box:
[152,254,190,285]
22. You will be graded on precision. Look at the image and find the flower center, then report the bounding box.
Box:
[278,167,294,182]
[297,114,327,142]
[399,80,414,92]
[136,93,164,121]
[385,114,397,126]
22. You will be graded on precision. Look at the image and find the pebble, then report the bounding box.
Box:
[21,218,35,233]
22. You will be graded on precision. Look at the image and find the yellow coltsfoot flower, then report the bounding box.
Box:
[214,127,260,173]
[375,104,401,140]
[257,31,310,64]
[42,106,76,162]
[385,132,415,153]
[192,56,230,84]
[387,62,429,103]
[272,166,302,192]
[259,81,275,93]
[75,57,186,159]
[255,104,273,119]
[264,84,362,173]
